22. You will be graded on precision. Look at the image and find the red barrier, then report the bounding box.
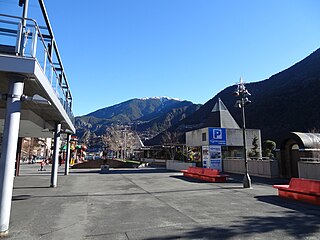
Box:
[273,178,320,205]
[181,167,228,183]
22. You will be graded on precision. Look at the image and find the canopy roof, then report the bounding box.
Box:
[280,132,320,149]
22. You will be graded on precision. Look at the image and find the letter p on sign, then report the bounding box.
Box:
[213,129,222,139]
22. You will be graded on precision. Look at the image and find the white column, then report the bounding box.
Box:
[50,123,61,187]
[0,80,24,236]
[64,134,71,175]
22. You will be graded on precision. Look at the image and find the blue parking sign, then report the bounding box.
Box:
[209,128,226,145]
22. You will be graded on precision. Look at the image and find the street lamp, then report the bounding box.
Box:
[233,77,252,188]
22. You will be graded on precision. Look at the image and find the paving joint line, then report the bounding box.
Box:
[120,173,200,224]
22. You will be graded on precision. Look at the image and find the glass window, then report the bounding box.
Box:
[202,132,206,141]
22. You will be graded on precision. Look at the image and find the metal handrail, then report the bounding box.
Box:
[0,13,74,123]
[300,158,320,162]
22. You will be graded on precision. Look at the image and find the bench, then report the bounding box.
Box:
[181,166,228,183]
[273,178,320,205]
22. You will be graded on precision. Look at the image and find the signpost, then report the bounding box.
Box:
[205,128,226,170]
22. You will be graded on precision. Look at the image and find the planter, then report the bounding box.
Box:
[166,160,196,171]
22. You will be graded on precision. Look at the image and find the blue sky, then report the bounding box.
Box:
[2,0,320,116]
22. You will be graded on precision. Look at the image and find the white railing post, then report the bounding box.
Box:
[43,51,47,71]
[31,27,38,57]
[15,21,22,55]
[54,73,58,94]
[49,64,54,88]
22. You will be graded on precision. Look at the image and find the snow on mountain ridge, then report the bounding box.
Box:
[138,96,181,101]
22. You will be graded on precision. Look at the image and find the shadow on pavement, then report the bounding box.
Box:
[145,208,320,240]
[69,168,172,175]
[170,175,209,183]
[99,168,172,175]
[12,195,32,201]
[170,176,243,190]
[13,186,50,189]
[70,170,100,174]
[255,195,320,213]
[11,185,247,200]
[227,173,290,186]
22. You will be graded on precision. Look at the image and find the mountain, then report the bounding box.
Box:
[85,97,181,121]
[148,48,320,145]
[75,97,202,144]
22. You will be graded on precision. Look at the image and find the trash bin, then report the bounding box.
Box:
[100,165,109,174]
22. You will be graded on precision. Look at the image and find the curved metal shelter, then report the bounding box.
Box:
[280,132,320,150]
[278,132,320,178]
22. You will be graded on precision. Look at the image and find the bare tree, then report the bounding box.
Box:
[163,131,179,160]
[103,125,140,159]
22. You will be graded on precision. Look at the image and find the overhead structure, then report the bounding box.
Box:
[0,0,75,236]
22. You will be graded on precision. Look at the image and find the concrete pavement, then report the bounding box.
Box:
[6,163,320,239]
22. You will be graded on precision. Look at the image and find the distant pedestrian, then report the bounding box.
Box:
[39,160,46,171]
[32,155,36,164]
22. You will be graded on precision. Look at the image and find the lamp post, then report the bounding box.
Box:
[233,78,252,188]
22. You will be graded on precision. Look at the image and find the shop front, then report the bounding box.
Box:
[186,127,261,171]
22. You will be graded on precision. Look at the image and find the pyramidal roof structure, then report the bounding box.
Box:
[205,98,240,129]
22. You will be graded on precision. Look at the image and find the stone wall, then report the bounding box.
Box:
[298,161,320,180]
[223,158,279,178]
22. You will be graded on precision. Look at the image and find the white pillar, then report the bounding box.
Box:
[0,80,24,236]
[64,134,71,175]
[50,123,61,187]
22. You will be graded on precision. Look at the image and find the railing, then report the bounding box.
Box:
[0,13,74,123]
[300,158,320,162]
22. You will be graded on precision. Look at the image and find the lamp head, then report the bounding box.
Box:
[234,100,242,108]
[244,97,251,104]
[243,89,251,96]
[31,94,51,105]
[21,94,51,105]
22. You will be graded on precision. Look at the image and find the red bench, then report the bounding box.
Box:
[181,167,228,183]
[273,178,320,205]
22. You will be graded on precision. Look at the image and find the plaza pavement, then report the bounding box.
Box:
[6,163,320,239]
